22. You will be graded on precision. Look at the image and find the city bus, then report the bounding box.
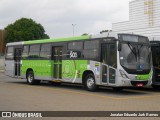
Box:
[5,32,152,91]
[150,39,160,89]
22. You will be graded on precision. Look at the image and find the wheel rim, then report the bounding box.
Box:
[28,74,33,83]
[87,77,94,88]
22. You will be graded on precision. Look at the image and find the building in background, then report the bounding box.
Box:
[113,0,160,40]
[0,29,6,55]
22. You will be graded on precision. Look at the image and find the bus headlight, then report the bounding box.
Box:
[119,69,129,79]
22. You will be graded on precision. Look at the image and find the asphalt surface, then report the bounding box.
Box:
[0,72,160,120]
[0,58,4,70]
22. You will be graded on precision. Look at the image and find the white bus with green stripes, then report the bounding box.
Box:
[5,32,152,91]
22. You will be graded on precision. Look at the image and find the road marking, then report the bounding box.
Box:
[46,88,160,100]
[2,82,160,100]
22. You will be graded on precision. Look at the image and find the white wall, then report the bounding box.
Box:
[112,0,160,39]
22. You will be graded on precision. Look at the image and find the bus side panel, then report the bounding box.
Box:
[88,61,101,85]
[21,60,52,80]
[62,60,88,83]
[5,60,15,77]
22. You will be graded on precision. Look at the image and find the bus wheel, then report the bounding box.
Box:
[85,74,98,91]
[27,71,40,85]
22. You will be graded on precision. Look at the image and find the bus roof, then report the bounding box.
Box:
[6,35,91,46]
[7,32,149,46]
[24,35,91,45]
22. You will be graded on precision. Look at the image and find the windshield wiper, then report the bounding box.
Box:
[127,43,138,61]
[128,43,146,63]
[137,45,143,60]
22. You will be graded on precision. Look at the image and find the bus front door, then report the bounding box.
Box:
[14,48,22,77]
[53,47,62,80]
[101,44,116,85]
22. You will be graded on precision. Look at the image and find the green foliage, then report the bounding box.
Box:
[5,18,49,43]
[81,33,89,36]
[100,30,112,34]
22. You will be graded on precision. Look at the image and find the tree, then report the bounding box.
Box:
[100,30,112,34]
[5,18,49,43]
[81,33,89,36]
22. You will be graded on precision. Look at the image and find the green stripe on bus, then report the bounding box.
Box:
[24,35,90,45]
[136,71,152,80]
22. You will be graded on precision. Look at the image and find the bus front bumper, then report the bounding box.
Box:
[116,76,152,87]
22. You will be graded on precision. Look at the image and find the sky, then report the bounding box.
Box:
[0,0,132,38]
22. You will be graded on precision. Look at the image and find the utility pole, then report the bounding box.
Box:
[0,30,2,55]
[72,24,76,36]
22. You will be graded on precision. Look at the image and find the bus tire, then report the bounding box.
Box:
[27,71,40,85]
[85,74,98,91]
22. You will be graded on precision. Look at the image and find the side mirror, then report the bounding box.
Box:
[118,42,122,51]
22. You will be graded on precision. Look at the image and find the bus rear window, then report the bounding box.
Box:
[6,46,14,59]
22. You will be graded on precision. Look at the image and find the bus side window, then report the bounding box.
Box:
[83,40,99,59]
[67,41,83,59]
[40,44,51,59]
[22,46,29,59]
[28,45,40,59]
[68,41,83,50]
[6,46,14,60]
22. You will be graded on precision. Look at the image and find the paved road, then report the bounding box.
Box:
[0,58,4,70]
[0,72,160,120]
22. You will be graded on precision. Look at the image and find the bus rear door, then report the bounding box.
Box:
[14,48,22,77]
[52,46,63,80]
[5,46,22,77]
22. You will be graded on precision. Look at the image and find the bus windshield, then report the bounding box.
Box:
[119,42,151,74]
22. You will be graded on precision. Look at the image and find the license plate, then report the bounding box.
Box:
[136,83,144,87]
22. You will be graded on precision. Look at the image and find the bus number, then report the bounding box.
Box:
[70,51,77,58]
